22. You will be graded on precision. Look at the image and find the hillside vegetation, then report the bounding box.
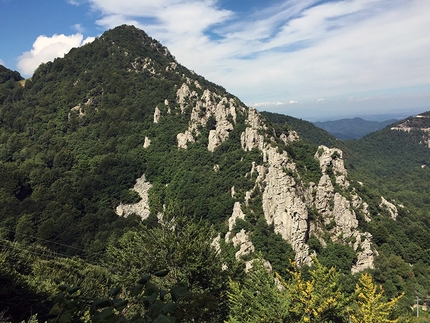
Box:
[0,25,429,322]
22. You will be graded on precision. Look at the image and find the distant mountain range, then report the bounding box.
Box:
[313,117,398,140]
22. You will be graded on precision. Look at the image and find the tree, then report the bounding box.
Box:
[226,257,289,323]
[105,206,229,322]
[47,270,187,323]
[283,258,348,323]
[350,272,403,323]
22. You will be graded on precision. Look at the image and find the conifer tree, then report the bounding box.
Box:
[282,258,347,323]
[226,257,289,323]
[350,272,403,323]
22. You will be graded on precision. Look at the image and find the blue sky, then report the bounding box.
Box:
[1,0,429,121]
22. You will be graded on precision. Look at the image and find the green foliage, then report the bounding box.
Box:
[226,257,289,323]
[261,111,343,149]
[105,210,229,322]
[249,217,295,278]
[318,241,358,275]
[0,240,113,323]
[47,271,186,323]
[227,257,404,323]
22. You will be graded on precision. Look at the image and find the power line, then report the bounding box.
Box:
[0,239,74,261]
[3,228,104,258]
[0,239,106,267]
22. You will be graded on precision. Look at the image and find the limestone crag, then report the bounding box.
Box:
[116,174,152,219]
[232,229,255,259]
[153,107,161,123]
[225,202,255,260]
[177,130,195,149]
[240,109,311,265]
[380,197,398,220]
[69,97,96,120]
[228,202,246,232]
[352,232,375,274]
[118,100,377,272]
[175,82,244,151]
[314,175,334,215]
[143,136,151,148]
[241,108,267,152]
[313,145,374,271]
[261,146,310,265]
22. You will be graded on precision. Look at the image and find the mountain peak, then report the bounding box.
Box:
[99,24,175,61]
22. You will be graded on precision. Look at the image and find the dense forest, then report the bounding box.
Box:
[1,25,429,322]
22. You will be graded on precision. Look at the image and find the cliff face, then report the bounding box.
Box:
[122,70,376,269]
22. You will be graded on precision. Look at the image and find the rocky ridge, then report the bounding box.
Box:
[118,80,377,270]
[391,113,430,148]
[107,25,377,272]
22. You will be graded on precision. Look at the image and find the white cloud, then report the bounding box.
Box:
[17,33,95,76]
[0,58,4,66]
[253,101,284,107]
[62,0,430,118]
[73,24,85,33]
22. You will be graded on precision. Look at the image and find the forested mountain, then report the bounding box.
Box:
[1,25,429,322]
[313,117,398,140]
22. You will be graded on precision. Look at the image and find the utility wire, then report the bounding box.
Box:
[0,239,107,267]
[0,239,74,261]
[3,228,105,258]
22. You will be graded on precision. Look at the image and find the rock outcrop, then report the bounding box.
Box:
[116,174,152,219]
[239,109,311,265]
[118,75,377,272]
[313,145,374,272]
[174,82,244,151]
[225,202,255,260]
[380,197,398,220]
[391,113,430,148]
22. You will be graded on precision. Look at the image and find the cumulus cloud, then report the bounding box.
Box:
[17,33,94,76]
[0,58,4,66]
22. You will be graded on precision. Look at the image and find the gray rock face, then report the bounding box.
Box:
[153,107,161,123]
[238,114,375,270]
[121,81,377,272]
[261,147,311,265]
[240,109,311,265]
[116,174,152,219]
[175,81,243,151]
[380,197,398,220]
[225,202,255,260]
[314,145,374,272]
[143,136,151,148]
